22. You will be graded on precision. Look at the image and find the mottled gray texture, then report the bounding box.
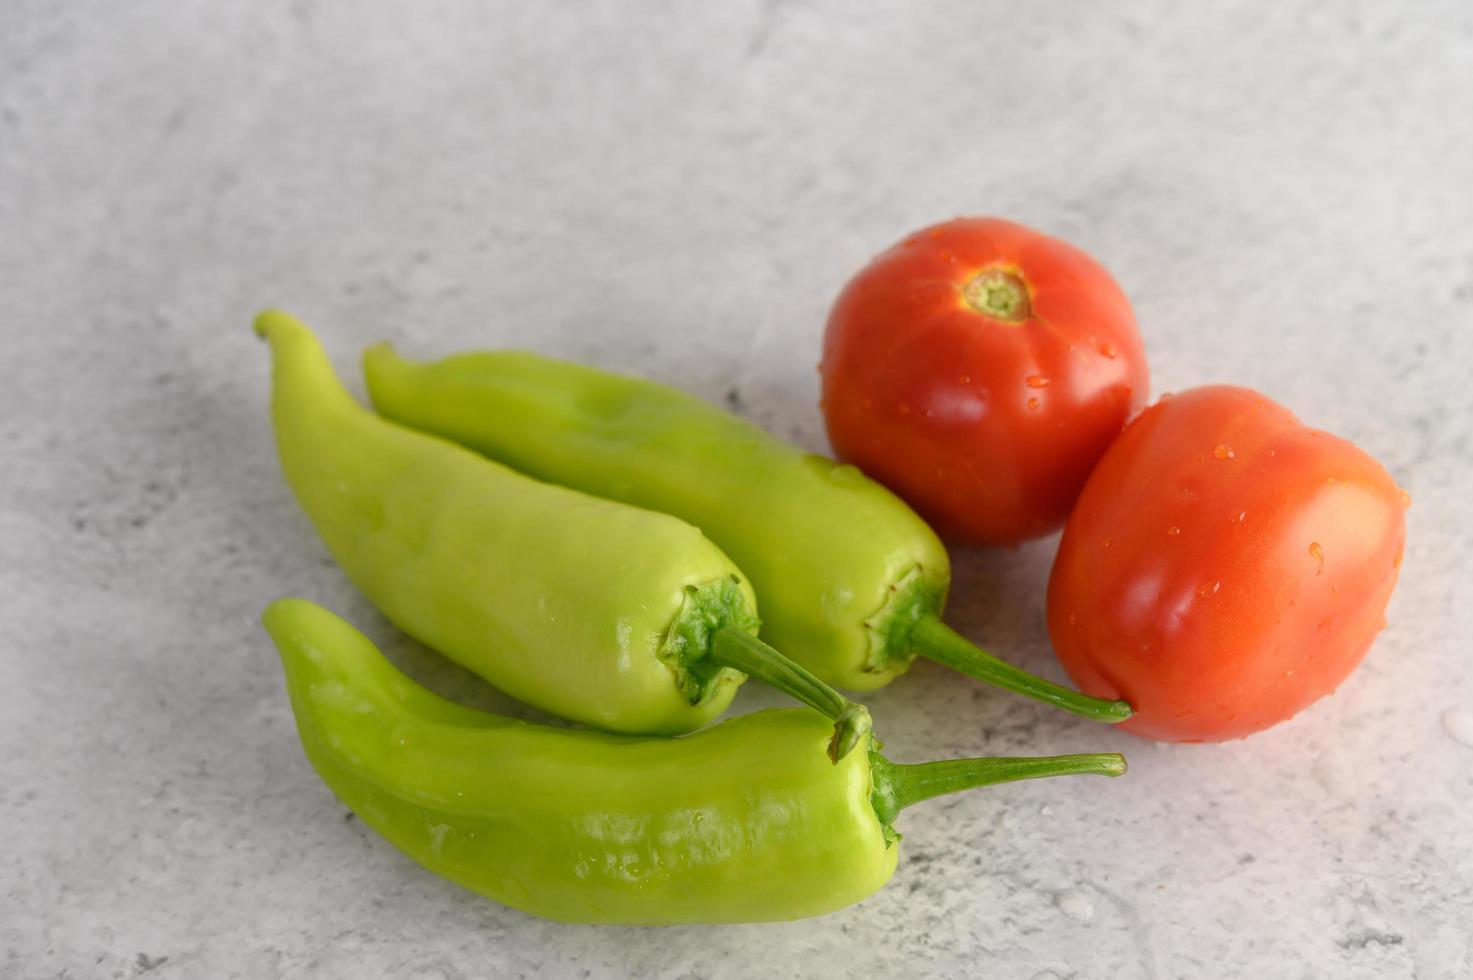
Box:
[3,1,1471,978]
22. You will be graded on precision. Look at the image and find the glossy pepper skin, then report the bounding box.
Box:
[255,311,868,749]
[264,598,1126,924]
[365,345,945,690]
[364,346,1132,723]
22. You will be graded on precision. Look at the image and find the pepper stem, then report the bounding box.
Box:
[909,614,1132,723]
[710,627,873,763]
[869,751,1127,827]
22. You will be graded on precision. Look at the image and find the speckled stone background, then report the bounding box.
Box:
[4,2,1471,978]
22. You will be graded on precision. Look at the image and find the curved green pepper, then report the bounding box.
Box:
[363,347,1131,722]
[264,598,1126,924]
[256,311,870,756]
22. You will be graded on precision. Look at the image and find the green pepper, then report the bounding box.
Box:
[362,347,1132,722]
[255,311,870,757]
[264,598,1126,925]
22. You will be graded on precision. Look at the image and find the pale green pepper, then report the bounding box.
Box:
[265,598,1127,924]
[256,311,869,755]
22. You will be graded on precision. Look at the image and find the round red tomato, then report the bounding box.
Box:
[820,217,1148,546]
[1047,386,1407,742]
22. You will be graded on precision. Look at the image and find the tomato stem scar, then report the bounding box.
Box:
[962,268,1031,322]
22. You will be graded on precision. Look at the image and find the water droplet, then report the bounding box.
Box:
[1399,489,1412,509]
[1198,581,1221,597]
[939,249,956,263]
[1067,612,1078,626]
[1099,342,1118,359]
[1213,444,1235,460]
[1232,511,1247,524]
[957,374,972,384]
[1027,397,1041,410]
[1167,526,1182,536]
[1442,709,1473,747]
[1309,541,1324,573]
[1101,537,1112,549]
[896,402,911,416]
[1056,889,1094,921]
[1026,375,1050,388]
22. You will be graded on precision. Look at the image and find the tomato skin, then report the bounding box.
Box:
[1047,386,1407,742]
[820,217,1148,546]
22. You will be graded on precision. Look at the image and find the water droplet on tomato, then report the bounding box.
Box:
[1026,375,1050,388]
[1102,538,1112,549]
[1232,511,1247,524]
[1308,541,1324,573]
[1167,526,1181,536]
[957,374,972,384]
[1198,581,1221,597]
[1068,612,1078,625]
[1213,444,1235,460]
[1099,342,1118,359]
[1027,397,1041,410]
[896,402,911,416]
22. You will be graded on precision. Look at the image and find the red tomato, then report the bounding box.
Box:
[1047,386,1407,742]
[820,217,1148,546]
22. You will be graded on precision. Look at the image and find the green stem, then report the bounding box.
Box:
[869,751,1127,827]
[710,627,873,763]
[910,614,1132,723]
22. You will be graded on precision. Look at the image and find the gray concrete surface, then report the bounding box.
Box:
[4,2,1471,977]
